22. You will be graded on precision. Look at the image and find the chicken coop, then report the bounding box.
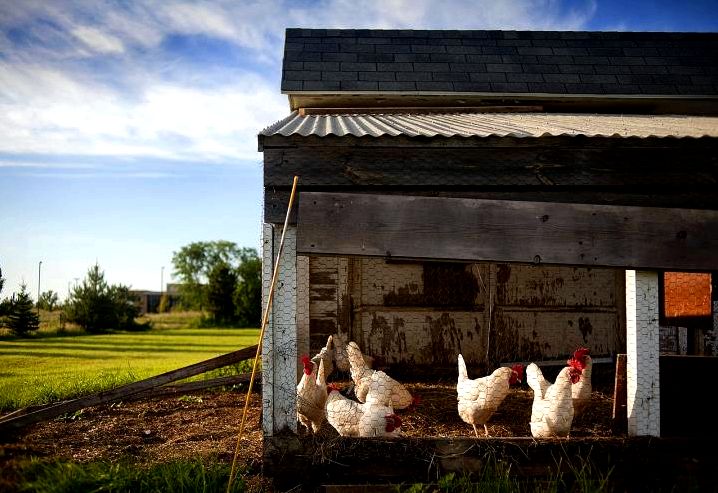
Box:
[258,28,718,488]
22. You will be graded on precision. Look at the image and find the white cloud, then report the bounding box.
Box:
[72,26,125,54]
[0,62,287,163]
[0,0,598,169]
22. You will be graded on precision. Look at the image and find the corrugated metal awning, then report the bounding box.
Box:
[259,111,718,140]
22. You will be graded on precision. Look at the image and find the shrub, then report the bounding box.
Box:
[6,283,40,336]
[64,264,141,332]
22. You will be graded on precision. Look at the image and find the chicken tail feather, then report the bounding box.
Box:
[457,353,468,381]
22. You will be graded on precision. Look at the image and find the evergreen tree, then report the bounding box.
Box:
[7,283,40,336]
[206,262,238,324]
[64,263,140,332]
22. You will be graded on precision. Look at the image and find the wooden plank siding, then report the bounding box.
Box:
[297,192,718,272]
[262,135,718,223]
[264,143,718,188]
[304,256,623,371]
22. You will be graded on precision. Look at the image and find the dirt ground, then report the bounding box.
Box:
[0,382,615,490]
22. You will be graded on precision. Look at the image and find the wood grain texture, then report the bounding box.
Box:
[263,145,718,188]
[296,192,718,271]
[266,188,718,224]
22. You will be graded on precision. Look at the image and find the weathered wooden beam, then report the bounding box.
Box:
[266,188,718,224]
[0,345,258,433]
[297,192,718,271]
[297,105,544,116]
[264,145,718,188]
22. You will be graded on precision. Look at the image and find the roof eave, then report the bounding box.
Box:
[284,91,718,113]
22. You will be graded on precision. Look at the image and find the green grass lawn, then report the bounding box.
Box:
[0,312,259,411]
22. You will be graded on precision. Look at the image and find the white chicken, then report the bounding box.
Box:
[346,341,414,410]
[527,363,582,438]
[334,333,373,373]
[456,354,524,437]
[325,372,403,438]
[296,355,328,434]
[311,335,335,379]
[568,347,592,417]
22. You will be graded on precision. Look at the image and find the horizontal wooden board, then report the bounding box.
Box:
[265,188,718,224]
[296,192,718,271]
[264,145,718,188]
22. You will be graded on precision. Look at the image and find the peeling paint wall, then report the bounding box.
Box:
[491,264,625,365]
[305,257,625,369]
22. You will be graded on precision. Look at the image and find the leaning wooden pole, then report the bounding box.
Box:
[227,175,299,492]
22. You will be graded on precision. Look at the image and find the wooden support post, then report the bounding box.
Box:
[625,270,661,437]
[612,353,627,434]
[262,223,299,436]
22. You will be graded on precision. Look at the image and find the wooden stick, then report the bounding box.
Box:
[0,344,258,432]
[227,175,300,492]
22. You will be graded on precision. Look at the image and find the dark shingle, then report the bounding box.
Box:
[396,72,432,81]
[395,54,432,62]
[280,28,718,96]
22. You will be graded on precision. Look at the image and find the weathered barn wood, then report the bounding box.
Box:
[305,257,624,368]
[264,435,718,492]
[297,192,718,271]
[264,142,718,188]
[266,188,718,225]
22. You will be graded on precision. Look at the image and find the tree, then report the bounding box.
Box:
[206,261,238,324]
[64,263,140,332]
[172,242,262,326]
[172,241,242,310]
[234,250,261,327]
[37,290,59,311]
[0,265,7,318]
[6,283,40,336]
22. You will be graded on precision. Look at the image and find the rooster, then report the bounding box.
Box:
[325,375,403,438]
[346,341,414,410]
[311,335,335,379]
[527,363,582,438]
[456,354,523,437]
[296,355,328,434]
[568,347,592,417]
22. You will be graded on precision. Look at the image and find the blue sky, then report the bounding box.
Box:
[1,0,717,300]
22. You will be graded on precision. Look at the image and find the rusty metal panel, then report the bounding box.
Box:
[491,309,621,362]
[662,272,712,325]
[357,310,485,366]
[494,264,619,307]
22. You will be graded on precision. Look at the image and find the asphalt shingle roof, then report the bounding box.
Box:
[281,29,718,96]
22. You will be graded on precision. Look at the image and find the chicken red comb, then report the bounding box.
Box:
[568,357,586,371]
[301,354,311,365]
[574,347,590,360]
[512,364,524,379]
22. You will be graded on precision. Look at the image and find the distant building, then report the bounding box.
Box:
[130,285,181,314]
